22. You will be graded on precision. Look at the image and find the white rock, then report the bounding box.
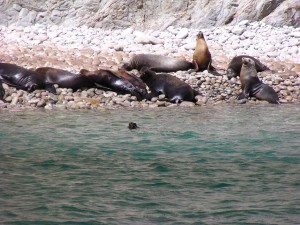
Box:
[231,26,245,35]
[176,28,189,39]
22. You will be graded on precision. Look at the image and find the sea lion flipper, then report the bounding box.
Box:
[192,60,199,72]
[94,83,113,92]
[0,82,5,100]
[108,70,123,80]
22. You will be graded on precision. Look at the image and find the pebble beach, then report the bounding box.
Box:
[0,20,300,110]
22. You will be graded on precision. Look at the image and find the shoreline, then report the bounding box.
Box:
[0,21,300,111]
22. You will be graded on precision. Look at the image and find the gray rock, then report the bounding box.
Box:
[0,0,299,29]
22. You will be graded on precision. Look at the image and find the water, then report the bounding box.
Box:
[0,104,299,225]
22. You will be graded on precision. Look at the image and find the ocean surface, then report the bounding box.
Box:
[0,104,299,225]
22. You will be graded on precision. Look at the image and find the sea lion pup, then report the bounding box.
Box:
[35,67,94,90]
[139,67,198,103]
[0,63,56,99]
[239,57,279,104]
[121,54,193,72]
[79,68,147,101]
[227,55,269,79]
[192,31,216,73]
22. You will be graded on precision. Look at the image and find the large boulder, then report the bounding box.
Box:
[0,0,299,29]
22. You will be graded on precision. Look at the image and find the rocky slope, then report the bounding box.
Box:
[0,0,299,30]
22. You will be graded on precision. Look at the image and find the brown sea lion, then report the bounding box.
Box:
[35,67,94,90]
[239,58,279,104]
[0,63,56,99]
[192,31,216,72]
[121,54,193,72]
[139,67,198,103]
[80,68,147,100]
[227,55,269,79]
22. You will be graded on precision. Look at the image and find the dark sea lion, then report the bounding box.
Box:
[239,58,279,104]
[139,67,198,103]
[121,54,193,72]
[128,122,138,129]
[192,31,216,72]
[0,63,56,99]
[227,55,269,79]
[35,67,94,90]
[80,68,147,100]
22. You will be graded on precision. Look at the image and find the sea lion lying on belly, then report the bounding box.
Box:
[139,67,198,103]
[80,68,147,100]
[35,67,94,90]
[122,54,193,72]
[227,55,269,79]
[0,63,56,99]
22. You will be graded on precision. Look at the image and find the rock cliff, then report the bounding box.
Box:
[0,0,299,29]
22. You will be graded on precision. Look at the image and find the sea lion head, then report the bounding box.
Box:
[242,57,257,77]
[128,122,138,129]
[242,57,255,68]
[121,62,132,71]
[196,31,204,40]
[226,68,237,79]
[26,83,38,92]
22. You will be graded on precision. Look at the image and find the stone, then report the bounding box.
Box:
[176,28,189,39]
[231,26,245,35]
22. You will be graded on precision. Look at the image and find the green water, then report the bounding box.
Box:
[0,105,299,224]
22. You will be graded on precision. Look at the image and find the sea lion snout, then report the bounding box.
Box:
[196,31,204,39]
[242,57,255,67]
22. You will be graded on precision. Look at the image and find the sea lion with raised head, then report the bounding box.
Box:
[227,55,269,79]
[0,63,56,99]
[35,67,94,90]
[192,31,216,73]
[80,68,147,100]
[122,54,193,72]
[239,57,279,104]
[139,67,198,103]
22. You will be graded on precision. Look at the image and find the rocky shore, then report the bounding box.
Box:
[0,20,300,110]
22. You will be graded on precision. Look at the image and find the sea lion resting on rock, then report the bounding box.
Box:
[227,55,269,79]
[192,31,216,73]
[239,57,279,104]
[122,54,193,73]
[0,63,56,99]
[80,68,147,101]
[139,67,198,103]
[35,67,94,90]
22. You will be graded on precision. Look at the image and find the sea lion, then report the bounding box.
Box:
[0,63,56,99]
[80,68,147,100]
[121,54,193,72]
[35,67,94,90]
[139,67,198,103]
[192,31,215,72]
[128,122,138,129]
[227,55,269,79]
[239,57,279,104]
